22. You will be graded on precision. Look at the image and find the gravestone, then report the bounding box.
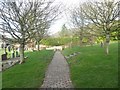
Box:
[65,56,69,59]
[11,49,15,58]
[12,52,15,58]
[1,44,4,48]
[1,54,7,61]
[8,46,11,52]
[16,51,18,57]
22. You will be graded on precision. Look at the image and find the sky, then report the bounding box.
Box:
[48,0,119,35]
[0,0,119,35]
[48,0,88,35]
[0,0,86,37]
[0,0,85,35]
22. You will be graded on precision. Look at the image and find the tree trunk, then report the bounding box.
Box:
[79,37,83,46]
[91,36,95,46]
[89,37,93,46]
[106,42,109,54]
[19,43,24,64]
[100,41,104,47]
[105,34,110,55]
[37,41,40,51]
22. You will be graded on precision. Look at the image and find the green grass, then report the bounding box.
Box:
[2,50,54,88]
[62,42,118,88]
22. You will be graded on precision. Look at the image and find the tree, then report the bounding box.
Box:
[70,5,88,46]
[0,0,61,63]
[59,24,69,37]
[81,0,119,54]
[33,0,61,51]
[0,1,37,63]
[34,18,49,51]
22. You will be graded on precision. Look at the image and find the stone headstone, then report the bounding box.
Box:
[16,51,18,57]
[65,56,69,59]
[73,53,77,56]
[8,46,11,52]
[12,53,15,58]
[69,54,74,57]
[1,54,7,61]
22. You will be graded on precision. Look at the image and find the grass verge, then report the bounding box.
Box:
[2,50,54,88]
[62,42,118,88]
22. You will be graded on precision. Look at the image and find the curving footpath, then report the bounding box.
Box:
[41,51,73,88]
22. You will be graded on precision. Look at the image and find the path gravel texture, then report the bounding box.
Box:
[41,51,73,88]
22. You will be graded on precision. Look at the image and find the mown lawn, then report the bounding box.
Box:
[2,50,54,88]
[62,42,118,88]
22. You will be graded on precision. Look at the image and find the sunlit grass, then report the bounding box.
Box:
[2,50,54,88]
[63,42,118,88]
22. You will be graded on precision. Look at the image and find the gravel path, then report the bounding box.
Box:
[41,51,73,88]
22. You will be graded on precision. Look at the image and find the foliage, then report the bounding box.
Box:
[41,37,80,46]
[41,37,70,46]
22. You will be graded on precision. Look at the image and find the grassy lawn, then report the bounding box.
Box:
[2,50,54,88]
[62,42,118,88]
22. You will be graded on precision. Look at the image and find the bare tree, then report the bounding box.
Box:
[81,0,119,54]
[32,0,62,51]
[59,24,69,37]
[0,0,61,63]
[0,1,37,63]
[70,5,88,46]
